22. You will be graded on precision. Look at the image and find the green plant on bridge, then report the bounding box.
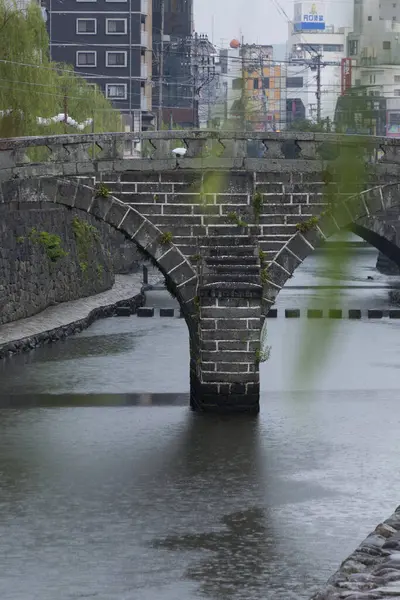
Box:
[72,216,100,275]
[94,183,110,199]
[29,228,68,263]
[295,216,319,234]
[96,264,104,280]
[255,325,271,366]
[253,192,264,223]
[160,231,173,245]
[260,267,269,285]
[227,211,248,228]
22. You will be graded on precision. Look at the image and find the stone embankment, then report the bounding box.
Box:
[312,505,400,599]
[0,203,141,325]
[0,270,160,359]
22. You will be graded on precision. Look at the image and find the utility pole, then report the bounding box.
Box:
[315,53,322,124]
[192,33,199,128]
[240,35,246,131]
[157,0,164,130]
[259,50,268,132]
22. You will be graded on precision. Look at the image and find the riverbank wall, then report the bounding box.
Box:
[311,505,400,599]
[0,204,141,326]
[0,274,145,359]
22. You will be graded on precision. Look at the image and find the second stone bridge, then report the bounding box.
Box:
[2,130,400,414]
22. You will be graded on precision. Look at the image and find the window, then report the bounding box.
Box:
[232,78,242,90]
[106,83,127,99]
[383,41,391,50]
[106,18,127,34]
[348,40,358,56]
[395,89,400,96]
[262,77,270,89]
[253,78,259,90]
[368,15,372,20]
[76,18,96,34]
[322,44,344,52]
[106,51,127,67]
[395,75,400,82]
[286,76,303,88]
[76,51,96,67]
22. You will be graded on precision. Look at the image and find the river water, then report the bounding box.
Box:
[1,240,400,600]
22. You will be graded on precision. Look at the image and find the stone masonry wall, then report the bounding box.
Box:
[0,204,142,325]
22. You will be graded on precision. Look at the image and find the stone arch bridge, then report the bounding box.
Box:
[1,130,400,414]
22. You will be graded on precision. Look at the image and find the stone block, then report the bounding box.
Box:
[89,196,114,220]
[389,309,400,319]
[202,351,255,363]
[115,306,131,317]
[216,318,258,330]
[120,209,145,238]
[285,309,300,318]
[74,186,94,212]
[137,307,155,317]
[56,181,78,207]
[329,309,342,319]
[178,277,198,303]
[158,248,185,274]
[201,371,258,383]
[349,309,362,320]
[368,309,383,319]
[216,363,251,373]
[201,329,259,341]
[134,220,159,250]
[307,309,323,319]
[201,307,260,319]
[266,308,277,318]
[105,201,130,231]
[160,308,174,317]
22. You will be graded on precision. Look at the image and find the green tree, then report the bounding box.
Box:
[0,0,121,137]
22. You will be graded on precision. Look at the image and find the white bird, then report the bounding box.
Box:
[172,147,187,158]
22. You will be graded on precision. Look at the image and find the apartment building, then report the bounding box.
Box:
[152,0,194,127]
[44,0,153,130]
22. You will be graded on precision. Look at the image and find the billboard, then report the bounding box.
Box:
[294,2,326,31]
[341,58,352,95]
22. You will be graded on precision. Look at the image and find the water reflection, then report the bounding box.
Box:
[155,508,272,600]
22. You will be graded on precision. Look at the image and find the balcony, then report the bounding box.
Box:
[141,95,148,111]
[141,63,148,79]
[141,30,148,47]
[141,0,148,15]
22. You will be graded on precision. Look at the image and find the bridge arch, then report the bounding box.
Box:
[2,177,199,321]
[263,183,400,306]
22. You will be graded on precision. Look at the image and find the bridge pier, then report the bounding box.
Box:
[189,287,262,414]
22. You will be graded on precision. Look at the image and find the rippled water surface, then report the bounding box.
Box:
[1,242,400,600]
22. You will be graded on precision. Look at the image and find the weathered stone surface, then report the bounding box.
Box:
[311,507,400,600]
[0,204,143,326]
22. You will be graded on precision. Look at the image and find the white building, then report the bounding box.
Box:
[213,44,243,127]
[287,1,349,123]
[346,0,400,136]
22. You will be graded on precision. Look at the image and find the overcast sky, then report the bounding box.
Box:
[194,0,354,47]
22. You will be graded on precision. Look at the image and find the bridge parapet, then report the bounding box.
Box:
[2,131,400,182]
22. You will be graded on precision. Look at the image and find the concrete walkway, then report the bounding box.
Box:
[0,269,161,347]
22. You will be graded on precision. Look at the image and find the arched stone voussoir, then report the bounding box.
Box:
[5,176,198,312]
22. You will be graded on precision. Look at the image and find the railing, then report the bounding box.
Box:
[140,30,148,48]
[1,131,400,176]
[140,63,148,79]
